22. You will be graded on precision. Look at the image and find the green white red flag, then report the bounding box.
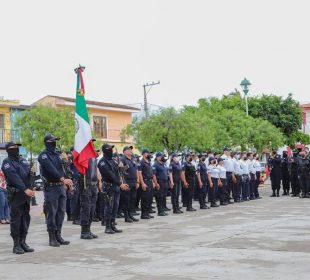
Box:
[73,65,96,175]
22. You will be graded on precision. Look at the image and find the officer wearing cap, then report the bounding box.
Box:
[268,150,282,197]
[1,142,35,254]
[181,153,197,211]
[153,152,169,216]
[290,150,300,197]
[168,153,183,214]
[232,151,243,202]
[79,139,99,239]
[38,134,73,247]
[221,147,235,204]
[98,143,128,234]
[138,149,155,219]
[120,146,139,223]
[281,151,290,196]
[196,154,209,209]
[298,150,310,198]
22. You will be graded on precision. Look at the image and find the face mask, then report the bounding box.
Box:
[45,141,56,151]
[146,155,152,160]
[201,157,206,162]
[188,158,193,162]
[161,156,167,163]
[103,148,113,159]
[7,147,19,158]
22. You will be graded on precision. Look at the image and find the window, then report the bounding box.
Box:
[0,114,4,129]
[93,115,107,139]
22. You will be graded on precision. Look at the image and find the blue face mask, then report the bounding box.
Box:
[45,141,56,151]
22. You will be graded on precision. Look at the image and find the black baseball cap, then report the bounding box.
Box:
[123,145,133,152]
[141,148,151,155]
[223,146,231,151]
[102,143,115,151]
[5,141,22,149]
[44,134,60,142]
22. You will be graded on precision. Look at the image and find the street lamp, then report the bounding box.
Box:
[240,78,251,116]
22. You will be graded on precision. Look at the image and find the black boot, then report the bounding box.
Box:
[31,196,38,206]
[186,202,196,211]
[13,236,25,254]
[270,190,276,197]
[124,211,134,223]
[129,213,139,222]
[173,206,182,214]
[176,202,183,213]
[81,225,93,239]
[48,230,60,247]
[277,190,280,197]
[211,201,219,207]
[111,220,122,233]
[147,210,154,218]
[141,210,150,219]
[105,219,115,234]
[55,230,70,245]
[20,236,34,253]
[89,226,98,239]
[101,220,106,226]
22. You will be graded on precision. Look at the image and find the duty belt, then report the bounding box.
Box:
[102,181,113,186]
[8,186,22,193]
[46,182,64,187]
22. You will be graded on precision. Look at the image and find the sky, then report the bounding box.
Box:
[1,0,310,109]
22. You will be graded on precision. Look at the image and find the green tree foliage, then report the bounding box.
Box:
[15,105,75,156]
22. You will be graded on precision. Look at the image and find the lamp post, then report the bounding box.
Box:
[143,81,160,118]
[240,78,251,116]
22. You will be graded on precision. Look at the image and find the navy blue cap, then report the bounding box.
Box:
[123,145,133,152]
[218,157,224,162]
[44,134,60,142]
[112,152,119,158]
[102,143,115,151]
[5,141,22,149]
[141,149,150,155]
[155,152,164,158]
[185,153,191,158]
[223,146,231,151]
[170,153,177,158]
[208,156,215,162]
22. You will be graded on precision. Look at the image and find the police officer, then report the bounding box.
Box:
[298,150,310,198]
[120,146,139,223]
[197,154,209,209]
[221,147,235,204]
[181,153,197,211]
[1,142,35,254]
[79,139,99,239]
[268,150,282,197]
[38,134,73,247]
[239,152,250,201]
[290,150,300,197]
[153,152,169,216]
[168,153,183,214]
[281,151,290,196]
[232,152,243,203]
[138,149,155,219]
[98,143,128,234]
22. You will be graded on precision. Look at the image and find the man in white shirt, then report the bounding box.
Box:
[246,152,256,200]
[221,147,235,204]
[239,152,250,201]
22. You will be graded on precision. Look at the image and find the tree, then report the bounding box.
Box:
[15,105,75,156]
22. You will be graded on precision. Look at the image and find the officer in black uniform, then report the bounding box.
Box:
[80,139,99,239]
[38,134,73,247]
[98,143,128,234]
[298,150,310,198]
[181,153,197,211]
[268,150,282,197]
[1,142,35,254]
[168,153,183,214]
[197,154,209,209]
[120,146,139,223]
[153,152,169,216]
[281,151,290,196]
[138,149,155,219]
[290,150,300,196]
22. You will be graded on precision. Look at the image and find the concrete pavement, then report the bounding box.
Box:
[0,186,310,280]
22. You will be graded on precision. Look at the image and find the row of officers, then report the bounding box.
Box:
[2,135,309,255]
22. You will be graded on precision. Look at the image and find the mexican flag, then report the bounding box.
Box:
[72,65,96,175]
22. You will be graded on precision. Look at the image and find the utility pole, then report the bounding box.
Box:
[143,81,160,118]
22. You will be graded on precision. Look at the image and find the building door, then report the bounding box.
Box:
[93,115,107,139]
[0,114,4,143]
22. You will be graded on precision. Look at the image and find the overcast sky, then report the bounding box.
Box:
[1,0,309,109]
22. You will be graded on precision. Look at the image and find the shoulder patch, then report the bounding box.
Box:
[4,163,10,170]
[41,154,48,160]
[100,161,105,166]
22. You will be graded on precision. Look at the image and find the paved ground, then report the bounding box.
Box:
[0,186,310,280]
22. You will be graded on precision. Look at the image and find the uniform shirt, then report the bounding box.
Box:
[70,162,80,180]
[239,159,249,175]
[221,154,234,172]
[253,159,261,173]
[1,157,30,191]
[121,155,138,182]
[182,161,196,181]
[233,158,243,176]
[169,161,182,182]
[138,158,153,180]
[207,164,220,178]
[153,161,168,181]
[247,159,256,175]
[98,156,121,185]
[217,165,227,179]
[38,149,65,182]
[197,161,208,182]
[85,157,98,182]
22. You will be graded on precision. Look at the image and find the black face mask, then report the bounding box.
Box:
[7,148,19,159]
[103,148,113,159]
[45,141,56,151]
[188,158,193,162]
[201,157,206,162]
[161,156,167,163]
[146,155,152,160]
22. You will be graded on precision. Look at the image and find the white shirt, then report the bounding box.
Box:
[221,154,234,172]
[246,159,256,174]
[253,159,261,173]
[207,164,220,178]
[233,158,243,176]
[239,159,249,175]
[217,165,227,179]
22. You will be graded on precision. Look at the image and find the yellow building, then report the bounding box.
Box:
[33,95,140,149]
